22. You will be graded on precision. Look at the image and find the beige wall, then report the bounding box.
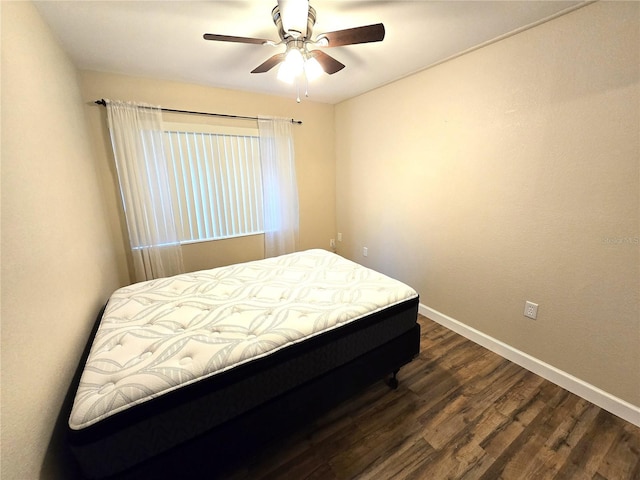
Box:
[336,1,639,406]
[1,2,123,479]
[79,70,336,280]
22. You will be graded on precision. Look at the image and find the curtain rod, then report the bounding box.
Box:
[94,99,302,125]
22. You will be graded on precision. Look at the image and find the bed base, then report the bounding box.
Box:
[93,323,420,480]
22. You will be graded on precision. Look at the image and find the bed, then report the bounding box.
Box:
[67,249,420,479]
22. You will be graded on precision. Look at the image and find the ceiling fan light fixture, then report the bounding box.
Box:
[277,47,304,83]
[304,55,324,81]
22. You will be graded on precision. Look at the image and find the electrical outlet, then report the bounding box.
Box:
[524,301,538,320]
[330,238,336,248]
[337,232,342,242]
[363,247,368,257]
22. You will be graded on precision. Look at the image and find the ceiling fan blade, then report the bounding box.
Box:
[251,53,286,73]
[203,33,271,45]
[318,23,385,47]
[308,50,345,75]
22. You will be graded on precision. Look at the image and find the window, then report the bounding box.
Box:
[163,123,264,243]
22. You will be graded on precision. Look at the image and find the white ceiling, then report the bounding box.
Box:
[34,1,586,104]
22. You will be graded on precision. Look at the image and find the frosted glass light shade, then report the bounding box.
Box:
[277,48,304,84]
[304,56,324,81]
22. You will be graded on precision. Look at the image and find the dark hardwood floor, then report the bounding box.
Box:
[223,315,640,480]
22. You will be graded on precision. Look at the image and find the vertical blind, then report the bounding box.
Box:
[163,127,264,243]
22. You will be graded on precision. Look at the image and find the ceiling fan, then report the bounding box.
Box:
[203,0,385,98]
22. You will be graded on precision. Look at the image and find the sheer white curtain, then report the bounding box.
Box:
[258,117,299,258]
[106,100,184,282]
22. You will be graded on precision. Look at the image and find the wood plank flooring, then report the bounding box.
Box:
[222,315,640,480]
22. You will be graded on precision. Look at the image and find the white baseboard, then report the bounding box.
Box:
[419,304,640,427]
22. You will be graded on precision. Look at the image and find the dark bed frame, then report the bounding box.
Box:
[67,297,420,479]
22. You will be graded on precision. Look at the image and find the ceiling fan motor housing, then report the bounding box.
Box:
[272,2,316,40]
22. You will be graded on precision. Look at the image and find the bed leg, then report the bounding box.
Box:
[386,370,399,390]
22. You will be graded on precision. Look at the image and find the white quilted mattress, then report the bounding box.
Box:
[69,249,418,431]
